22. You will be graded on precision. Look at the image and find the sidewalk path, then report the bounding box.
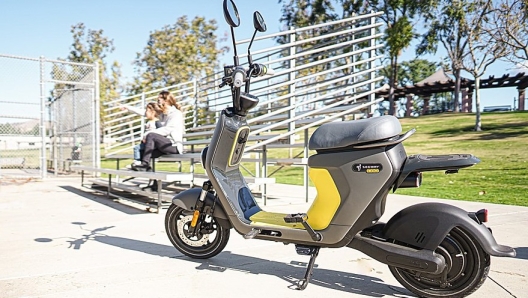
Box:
[0,177,526,298]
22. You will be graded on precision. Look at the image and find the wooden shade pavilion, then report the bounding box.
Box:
[376,68,528,116]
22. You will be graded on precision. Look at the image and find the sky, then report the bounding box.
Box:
[0,0,525,114]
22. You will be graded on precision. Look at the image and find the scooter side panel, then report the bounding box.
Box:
[308,147,393,227]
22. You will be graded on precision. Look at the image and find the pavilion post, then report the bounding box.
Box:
[405,94,414,117]
[422,96,430,115]
[518,89,526,111]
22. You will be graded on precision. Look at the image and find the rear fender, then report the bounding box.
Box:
[383,202,515,257]
[172,188,232,229]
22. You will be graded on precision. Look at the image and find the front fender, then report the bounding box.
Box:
[383,202,515,257]
[172,188,232,229]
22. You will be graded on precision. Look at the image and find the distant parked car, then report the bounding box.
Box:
[483,105,511,112]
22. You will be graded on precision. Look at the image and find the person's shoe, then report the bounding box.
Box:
[127,160,142,169]
[131,161,151,172]
[150,180,159,191]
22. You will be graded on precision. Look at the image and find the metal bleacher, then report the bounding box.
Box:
[98,11,386,203]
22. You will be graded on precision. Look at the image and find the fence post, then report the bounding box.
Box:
[94,62,101,170]
[39,56,47,179]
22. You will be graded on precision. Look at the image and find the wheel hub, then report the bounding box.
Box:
[177,215,210,246]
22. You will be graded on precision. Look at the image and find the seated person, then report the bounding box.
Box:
[121,102,163,167]
[131,90,184,171]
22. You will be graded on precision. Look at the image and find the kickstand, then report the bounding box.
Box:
[297,246,320,290]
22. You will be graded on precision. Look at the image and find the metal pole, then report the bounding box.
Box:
[193,78,198,128]
[39,56,47,179]
[140,92,146,143]
[304,129,309,202]
[288,27,296,153]
[369,14,377,117]
[94,62,101,171]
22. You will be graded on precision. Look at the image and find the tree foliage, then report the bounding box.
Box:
[278,0,433,116]
[131,16,227,93]
[417,0,478,113]
[58,23,121,133]
[380,59,440,86]
[462,0,507,131]
[364,0,435,116]
[487,0,528,63]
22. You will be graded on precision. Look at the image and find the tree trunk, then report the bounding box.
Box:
[454,68,461,112]
[474,76,482,131]
[388,56,398,116]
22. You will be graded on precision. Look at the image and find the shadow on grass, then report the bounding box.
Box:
[430,121,528,140]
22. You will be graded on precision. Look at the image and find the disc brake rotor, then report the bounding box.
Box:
[177,214,210,247]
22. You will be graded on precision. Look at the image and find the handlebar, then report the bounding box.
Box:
[252,63,274,77]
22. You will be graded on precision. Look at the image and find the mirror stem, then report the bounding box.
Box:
[230,27,239,65]
[247,30,257,65]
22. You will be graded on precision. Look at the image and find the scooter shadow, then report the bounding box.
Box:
[93,235,413,297]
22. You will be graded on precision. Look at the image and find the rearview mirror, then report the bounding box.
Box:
[253,11,266,32]
[223,0,240,27]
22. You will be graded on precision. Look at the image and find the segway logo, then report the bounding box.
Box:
[352,163,383,174]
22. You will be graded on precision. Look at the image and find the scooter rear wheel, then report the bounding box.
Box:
[165,204,230,259]
[389,227,490,298]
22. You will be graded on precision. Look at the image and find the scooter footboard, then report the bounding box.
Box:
[172,188,232,229]
[383,202,515,257]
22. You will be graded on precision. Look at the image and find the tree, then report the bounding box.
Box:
[488,0,528,63]
[418,0,475,113]
[276,0,342,109]
[462,0,507,131]
[380,59,439,86]
[58,23,122,136]
[379,58,439,116]
[278,1,434,116]
[341,0,434,116]
[131,16,227,93]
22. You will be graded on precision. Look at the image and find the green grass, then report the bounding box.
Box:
[101,111,528,207]
[247,112,528,206]
[395,112,528,206]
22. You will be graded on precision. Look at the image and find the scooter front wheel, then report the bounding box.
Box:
[389,227,490,298]
[165,204,230,259]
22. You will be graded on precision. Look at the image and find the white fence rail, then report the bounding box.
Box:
[103,11,384,156]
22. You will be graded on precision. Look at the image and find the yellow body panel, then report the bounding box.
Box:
[306,168,341,230]
[249,168,340,230]
[250,211,304,229]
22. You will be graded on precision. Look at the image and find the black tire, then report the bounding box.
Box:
[389,227,490,298]
[165,204,230,259]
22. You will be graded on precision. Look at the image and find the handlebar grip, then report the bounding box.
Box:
[253,63,275,77]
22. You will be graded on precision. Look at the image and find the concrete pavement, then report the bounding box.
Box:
[0,177,526,298]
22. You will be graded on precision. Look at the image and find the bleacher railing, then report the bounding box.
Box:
[103,11,384,156]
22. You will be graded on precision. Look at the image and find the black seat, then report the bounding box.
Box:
[309,115,402,151]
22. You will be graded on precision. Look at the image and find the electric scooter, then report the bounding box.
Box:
[165,1,516,297]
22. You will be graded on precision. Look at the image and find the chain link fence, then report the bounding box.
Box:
[0,54,99,179]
